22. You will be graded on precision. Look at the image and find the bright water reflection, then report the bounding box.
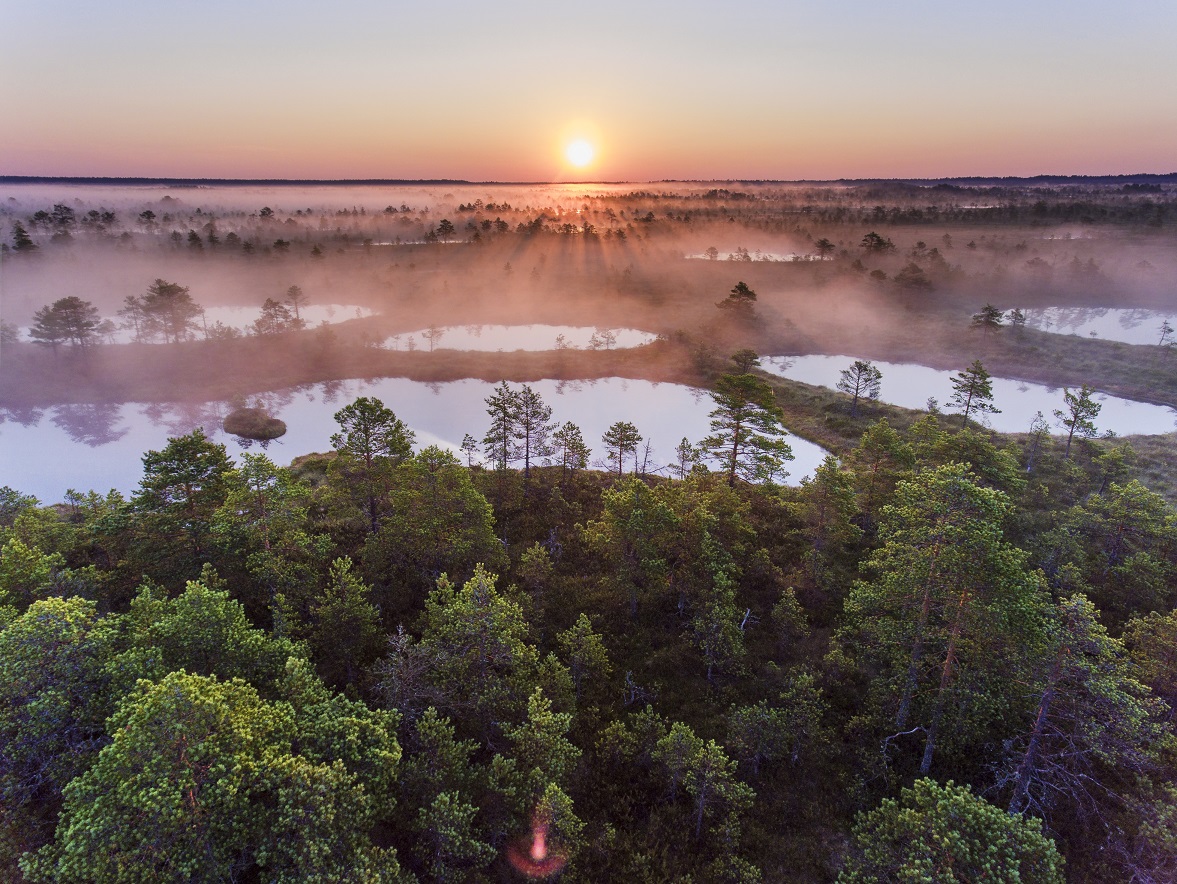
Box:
[762,355,1177,436]
[1012,307,1177,346]
[1,378,828,503]
[384,325,657,352]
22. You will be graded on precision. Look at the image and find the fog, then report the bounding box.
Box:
[3,178,1177,496]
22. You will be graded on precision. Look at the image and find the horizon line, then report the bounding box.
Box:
[3,173,1177,188]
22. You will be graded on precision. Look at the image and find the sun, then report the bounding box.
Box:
[565,139,594,168]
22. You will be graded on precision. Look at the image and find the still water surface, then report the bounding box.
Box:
[762,355,1177,436]
[1015,307,1177,346]
[384,325,657,352]
[1,378,828,503]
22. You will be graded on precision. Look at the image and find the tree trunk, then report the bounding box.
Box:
[897,547,941,728]
[1009,675,1058,814]
[919,589,968,774]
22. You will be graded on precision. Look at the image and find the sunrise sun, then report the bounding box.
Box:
[565,139,594,168]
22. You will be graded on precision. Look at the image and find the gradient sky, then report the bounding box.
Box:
[3,0,1175,180]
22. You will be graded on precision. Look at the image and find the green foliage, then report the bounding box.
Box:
[838,779,1065,884]
[377,565,570,738]
[948,359,1000,427]
[10,221,37,251]
[1056,480,1177,623]
[210,452,332,626]
[23,670,404,883]
[716,280,758,319]
[601,420,643,476]
[306,557,384,690]
[0,486,39,527]
[731,348,761,372]
[1054,383,1102,458]
[791,454,863,586]
[0,598,120,861]
[0,537,65,609]
[836,359,882,416]
[482,380,519,470]
[132,429,234,580]
[557,612,613,701]
[837,463,1049,775]
[505,687,582,806]
[999,595,1166,821]
[702,373,793,486]
[971,302,1004,331]
[728,669,830,779]
[8,386,1177,881]
[137,278,202,343]
[551,420,591,481]
[859,231,894,253]
[360,447,504,612]
[414,791,496,880]
[117,575,301,693]
[1123,607,1177,712]
[842,418,915,528]
[329,396,415,533]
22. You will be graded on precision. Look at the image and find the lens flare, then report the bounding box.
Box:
[506,811,567,878]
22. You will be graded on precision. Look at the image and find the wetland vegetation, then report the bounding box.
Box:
[2,177,1176,882]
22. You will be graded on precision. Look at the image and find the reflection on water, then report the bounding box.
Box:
[1,404,45,428]
[384,325,657,352]
[50,403,129,447]
[139,401,228,440]
[1011,307,1177,346]
[0,378,828,503]
[762,355,1177,436]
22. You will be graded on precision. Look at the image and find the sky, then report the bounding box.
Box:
[2,0,1176,181]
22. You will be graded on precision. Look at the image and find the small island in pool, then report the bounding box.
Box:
[223,407,287,441]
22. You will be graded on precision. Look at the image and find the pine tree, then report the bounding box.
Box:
[10,221,37,251]
[701,374,792,486]
[839,779,1064,884]
[515,385,555,482]
[948,359,1000,427]
[1000,594,1164,821]
[1054,384,1101,458]
[836,359,883,416]
[551,422,590,482]
[601,421,642,477]
[837,464,1049,774]
[482,381,520,470]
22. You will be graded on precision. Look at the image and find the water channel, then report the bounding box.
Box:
[762,355,1177,436]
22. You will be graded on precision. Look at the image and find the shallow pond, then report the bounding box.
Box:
[686,250,810,262]
[762,355,1177,436]
[1,378,828,503]
[384,325,658,352]
[1013,307,1177,346]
